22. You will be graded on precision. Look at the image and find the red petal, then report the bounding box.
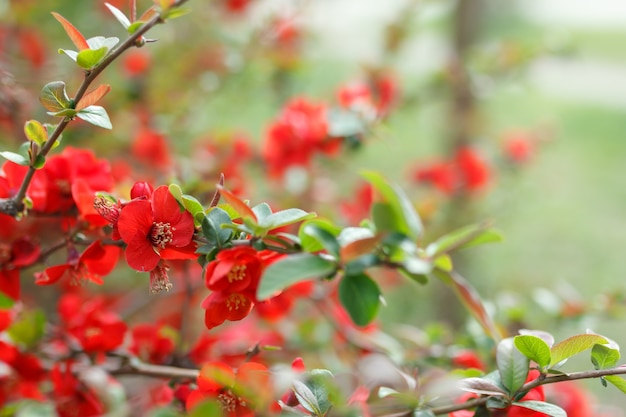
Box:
[0,269,20,300]
[125,234,160,272]
[80,241,121,276]
[151,186,182,223]
[35,264,70,285]
[117,199,153,243]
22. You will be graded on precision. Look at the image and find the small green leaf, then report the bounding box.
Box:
[426,222,496,256]
[550,334,608,368]
[497,337,529,394]
[258,253,337,300]
[299,220,341,253]
[0,292,15,309]
[76,105,112,129]
[182,195,205,226]
[433,254,453,272]
[76,47,108,69]
[58,48,78,61]
[39,81,72,112]
[293,380,323,416]
[344,254,379,276]
[338,273,381,326]
[362,171,422,239]
[128,21,145,35]
[511,401,566,417]
[201,207,233,249]
[162,7,191,20]
[605,375,626,394]
[300,223,340,257]
[187,400,222,417]
[168,184,184,204]
[514,335,552,369]
[23,120,48,146]
[0,151,29,166]
[8,310,46,348]
[372,202,400,234]
[251,203,272,222]
[591,344,620,370]
[33,154,46,170]
[259,208,316,231]
[461,377,508,397]
[46,108,77,118]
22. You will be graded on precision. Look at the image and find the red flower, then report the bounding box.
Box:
[503,131,535,164]
[132,127,172,171]
[186,362,274,416]
[545,382,593,417]
[51,362,104,417]
[117,185,195,272]
[413,160,457,194]
[262,98,329,179]
[123,49,151,77]
[203,291,254,330]
[58,294,127,358]
[0,237,40,301]
[204,246,263,293]
[129,323,176,364]
[35,240,120,286]
[455,147,490,191]
[451,350,485,371]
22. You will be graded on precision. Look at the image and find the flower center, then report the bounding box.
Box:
[150,222,174,249]
[217,390,245,413]
[227,265,247,283]
[226,293,247,311]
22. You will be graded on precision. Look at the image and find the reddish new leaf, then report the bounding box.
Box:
[51,12,89,51]
[76,84,111,111]
[340,235,382,263]
[217,185,257,223]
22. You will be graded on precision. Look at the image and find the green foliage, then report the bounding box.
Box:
[39,81,72,113]
[300,222,341,257]
[8,310,46,349]
[514,335,552,369]
[496,337,529,394]
[511,401,566,417]
[338,273,382,326]
[23,120,48,146]
[591,344,620,370]
[549,334,608,368]
[201,207,233,250]
[258,253,337,300]
[76,105,112,129]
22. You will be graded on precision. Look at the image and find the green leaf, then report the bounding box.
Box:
[514,335,552,369]
[258,253,337,300]
[426,222,495,257]
[457,228,503,251]
[46,108,77,118]
[0,151,28,166]
[550,334,608,368]
[201,208,233,249]
[344,254,379,276]
[76,47,108,69]
[39,81,72,112]
[433,254,453,272]
[162,7,191,20]
[251,202,272,222]
[187,400,222,417]
[605,375,626,394]
[76,105,112,129]
[23,120,48,146]
[372,202,401,234]
[338,273,381,326]
[168,184,184,204]
[258,208,316,231]
[299,220,341,253]
[8,310,46,348]
[591,344,620,370]
[33,154,46,170]
[497,337,529,394]
[0,292,15,309]
[293,380,324,416]
[461,377,508,397]
[362,171,422,239]
[182,195,205,226]
[300,222,340,257]
[511,401,566,417]
[128,21,145,35]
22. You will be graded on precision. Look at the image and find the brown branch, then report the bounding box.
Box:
[111,357,199,380]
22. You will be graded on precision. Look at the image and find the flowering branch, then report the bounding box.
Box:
[0,0,190,217]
